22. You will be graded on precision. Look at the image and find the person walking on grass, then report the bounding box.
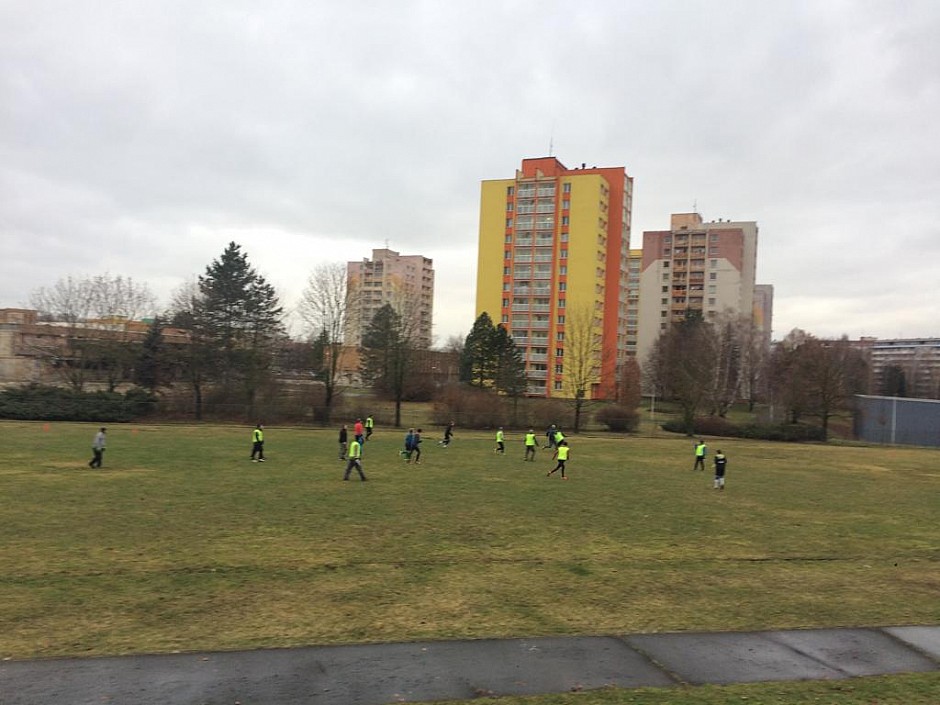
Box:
[343,437,367,481]
[88,427,106,468]
[714,449,727,490]
[251,423,265,462]
[547,439,570,479]
[354,418,365,444]
[693,439,707,472]
[338,424,348,460]
[524,429,537,461]
[365,415,374,440]
[495,427,505,454]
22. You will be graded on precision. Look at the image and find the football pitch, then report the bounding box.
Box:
[1,420,937,667]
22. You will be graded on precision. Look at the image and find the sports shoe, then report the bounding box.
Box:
[258,458,266,462]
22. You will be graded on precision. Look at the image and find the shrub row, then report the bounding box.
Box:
[0,385,157,422]
[661,416,827,442]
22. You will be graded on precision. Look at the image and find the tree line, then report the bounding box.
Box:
[21,242,889,436]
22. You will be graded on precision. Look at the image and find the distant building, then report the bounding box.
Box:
[345,248,434,349]
[636,213,769,365]
[626,249,642,357]
[476,156,634,398]
[0,308,189,389]
[853,337,940,399]
[752,284,775,345]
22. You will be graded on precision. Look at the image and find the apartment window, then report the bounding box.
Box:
[556,332,565,341]
[503,282,510,291]
[708,298,716,305]
[502,298,509,307]
[504,250,511,259]
[710,234,718,242]
[558,282,566,291]
[560,249,568,259]
[555,348,564,357]
[661,311,667,317]
[506,218,513,228]
[559,265,567,275]
[555,364,564,375]
[560,233,569,242]
[661,298,668,305]
[563,183,571,193]
[661,286,668,293]
[709,272,717,280]
[503,267,511,275]
[709,247,718,255]
[558,298,565,308]
[710,259,718,268]
[506,202,513,211]
[662,274,669,281]
[561,216,569,225]
[507,186,515,196]
[708,285,716,293]
[663,261,670,268]
[502,315,509,323]
[661,322,667,330]
[563,199,570,209]
[557,315,565,325]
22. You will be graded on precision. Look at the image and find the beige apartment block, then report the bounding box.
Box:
[636,213,762,365]
[345,248,434,349]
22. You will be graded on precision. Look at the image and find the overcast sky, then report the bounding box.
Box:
[2,0,937,344]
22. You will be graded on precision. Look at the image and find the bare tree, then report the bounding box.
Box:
[29,274,157,391]
[705,312,745,418]
[562,304,604,433]
[645,311,717,435]
[298,263,354,423]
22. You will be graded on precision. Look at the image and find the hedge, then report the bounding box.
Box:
[0,385,157,422]
[661,417,827,442]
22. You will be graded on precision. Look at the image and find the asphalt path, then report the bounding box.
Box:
[2,626,938,704]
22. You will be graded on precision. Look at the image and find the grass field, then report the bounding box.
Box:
[1,420,938,701]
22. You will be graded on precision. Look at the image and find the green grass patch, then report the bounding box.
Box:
[1,421,938,660]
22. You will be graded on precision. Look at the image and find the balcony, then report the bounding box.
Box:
[528,353,548,362]
[526,369,548,379]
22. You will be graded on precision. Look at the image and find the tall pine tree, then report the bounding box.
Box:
[197,242,285,415]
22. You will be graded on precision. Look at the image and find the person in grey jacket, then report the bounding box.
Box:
[89,427,106,468]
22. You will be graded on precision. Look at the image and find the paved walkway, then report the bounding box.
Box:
[2,626,938,704]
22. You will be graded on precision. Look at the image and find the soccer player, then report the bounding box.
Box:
[343,437,367,481]
[714,449,727,490]
[251,423,265,462]
[365,415,374,440]
[353,418,365,444]
[524,429,537,461]
[495,427,505,454]
[338,424,348,460]
[693,439,707,472]
[89,427,106,468]
[412,428,423,464]
[439,421,454,447]
[547,440,570,479]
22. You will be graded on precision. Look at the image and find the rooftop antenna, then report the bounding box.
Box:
[693,199,698,213]
[548,121,555,157]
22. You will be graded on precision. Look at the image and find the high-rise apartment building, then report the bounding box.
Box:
[345,248,434,349]
[626,248,642,358]
[636,213,760,364]
[476,157,633,398]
